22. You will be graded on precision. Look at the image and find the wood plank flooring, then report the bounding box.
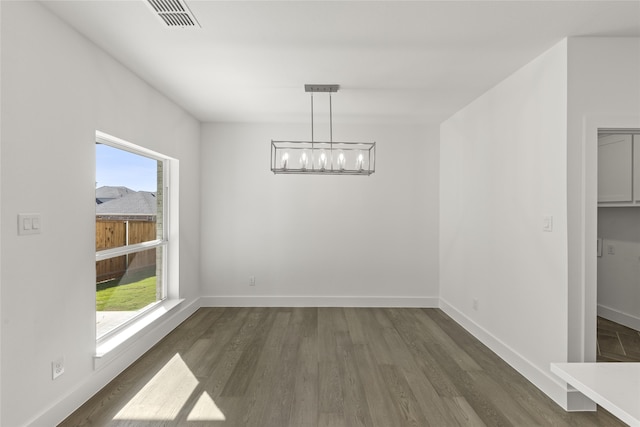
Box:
[60,308,625,426]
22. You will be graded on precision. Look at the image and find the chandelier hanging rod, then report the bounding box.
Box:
[307,84,339,145]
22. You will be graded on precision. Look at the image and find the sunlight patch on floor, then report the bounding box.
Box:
[187,391,226,421]
[113,353,225,421]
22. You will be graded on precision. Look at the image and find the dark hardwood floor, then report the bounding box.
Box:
[597,316,640,362]
[61,308,625,426]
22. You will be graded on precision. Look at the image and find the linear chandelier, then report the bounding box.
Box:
[271,84,376,176]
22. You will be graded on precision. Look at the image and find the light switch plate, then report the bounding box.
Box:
[18,214,42,235]
[543,216,553,232]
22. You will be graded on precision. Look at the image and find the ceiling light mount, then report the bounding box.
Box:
[305,84,340,93]
[271,84,376,176]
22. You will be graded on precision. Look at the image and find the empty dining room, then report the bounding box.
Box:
[1,1,639,426]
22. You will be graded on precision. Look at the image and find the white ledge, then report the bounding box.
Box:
[551,362,640,427]
[96,239,165,261]
[94,299,184,369]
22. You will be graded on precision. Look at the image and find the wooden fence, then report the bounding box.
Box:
[96,220,157,282]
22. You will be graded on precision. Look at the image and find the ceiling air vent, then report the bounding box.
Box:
[146,0,201,28]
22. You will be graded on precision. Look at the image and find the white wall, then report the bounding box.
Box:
[0,1,3,422]
[200,122,439,306]
[566,38,640,367]
[440,40,571,406]
[0,3,201,426]
[597,207,640,330]
[440,36,640,411]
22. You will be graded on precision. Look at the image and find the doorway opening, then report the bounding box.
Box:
[596,129,640,362]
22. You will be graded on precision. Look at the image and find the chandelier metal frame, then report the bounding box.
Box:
[270,85,376,176]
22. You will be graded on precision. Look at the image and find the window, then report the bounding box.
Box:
[95,132,171,342]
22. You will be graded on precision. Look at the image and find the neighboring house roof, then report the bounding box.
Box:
[96,186,135,203]
[96,191,157,215]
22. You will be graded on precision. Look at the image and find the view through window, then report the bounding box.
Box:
[95,136,167,340]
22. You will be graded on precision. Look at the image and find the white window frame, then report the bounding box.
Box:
[94,131,180,358]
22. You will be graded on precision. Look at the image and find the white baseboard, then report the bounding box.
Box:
[28,297,202,427]
[598,304,640,332]
[438,298,593,412]
[199,295,439,308]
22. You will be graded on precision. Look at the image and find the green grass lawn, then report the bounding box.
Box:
[96,267,157,311]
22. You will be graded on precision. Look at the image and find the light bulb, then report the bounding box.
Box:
[319,152,327,171]
[337,152,346,171]
[300,151,309,170]
[356,152,365,171]
[281,152,289,170]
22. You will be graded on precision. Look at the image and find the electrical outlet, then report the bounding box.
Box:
[52,357,65,380]
[249,276,256,286]
[472,299,479,311]
[607,245,615,255]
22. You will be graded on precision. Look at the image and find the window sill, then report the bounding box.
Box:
[94,298,184,370]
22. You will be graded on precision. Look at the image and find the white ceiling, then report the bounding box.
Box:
[43,1,640,124]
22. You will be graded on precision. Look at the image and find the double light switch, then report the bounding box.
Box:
[18,213,42,235]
